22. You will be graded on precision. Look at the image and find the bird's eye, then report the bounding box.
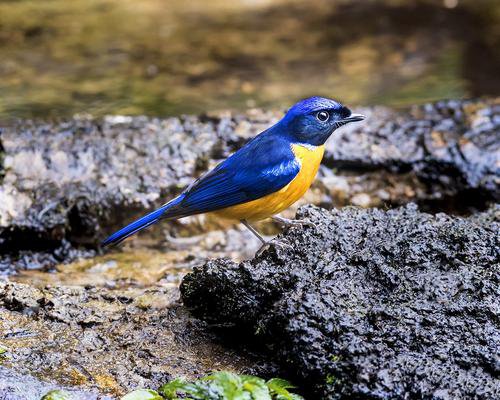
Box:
[316,111,329,122]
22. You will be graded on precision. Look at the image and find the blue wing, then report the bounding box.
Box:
[103,130,299,246]
[163,132,300,219]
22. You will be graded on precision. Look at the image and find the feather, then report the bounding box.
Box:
[102,196,183,246]
[163,132,300,218]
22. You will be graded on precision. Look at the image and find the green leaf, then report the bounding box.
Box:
[159,378,189,399]
[266,379,295,391]
[121,389,163,400]
[209,371,245,399]
[41,390,72,400]
[156,371,303,400]
[241,376,271,400]
[161,379,215,400]
[267,379,302,400]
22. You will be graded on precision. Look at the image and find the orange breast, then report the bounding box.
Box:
[213,143,325,221]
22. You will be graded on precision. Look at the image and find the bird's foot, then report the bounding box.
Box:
[271,215,315,228]
[256,238,294,257]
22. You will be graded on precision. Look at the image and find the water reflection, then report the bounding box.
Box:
[0,0,498,120]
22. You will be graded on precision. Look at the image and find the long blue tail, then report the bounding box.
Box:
[102,196,183,247]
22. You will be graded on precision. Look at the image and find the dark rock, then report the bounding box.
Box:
[0,280,275,397]
[0,112,277,273]
[327,99,500,202]
[181,204,500,399]
[1,99,498,274]
[0,366,104,400]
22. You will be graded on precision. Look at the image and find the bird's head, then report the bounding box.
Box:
[280,96,365,146]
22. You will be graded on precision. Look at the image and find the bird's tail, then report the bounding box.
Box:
[102,196,183,247]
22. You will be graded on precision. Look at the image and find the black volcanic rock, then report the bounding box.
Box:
[326,99,500,200]
[181,204,500,399]
[0,99,498,273]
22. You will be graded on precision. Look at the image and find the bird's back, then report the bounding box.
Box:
[161,129,301,219]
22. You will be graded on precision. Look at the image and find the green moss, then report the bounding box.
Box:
[329,355,340,362]
[41,390,72,400]
[0,344,8,362]
[325,374,336,385]
[326,355,341,385]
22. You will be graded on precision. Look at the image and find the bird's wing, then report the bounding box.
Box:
[163,134,300,218]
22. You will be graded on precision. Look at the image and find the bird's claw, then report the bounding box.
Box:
[289,218,316,228]
[272,216,315,229]
[256,239,293,257]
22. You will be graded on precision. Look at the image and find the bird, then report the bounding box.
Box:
[102,96,365,253]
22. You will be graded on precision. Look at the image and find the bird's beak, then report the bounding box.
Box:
[340,113,366,123]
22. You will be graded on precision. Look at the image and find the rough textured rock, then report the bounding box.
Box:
[0,111,279,273]
[0,279,275,398]
[327,99,500,199]
[1,99,498,274]
[0,366,104,400]
[181,204,500,399]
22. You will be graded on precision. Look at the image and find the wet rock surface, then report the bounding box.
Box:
[0,278,275,398]
[181,204,500,399]
[0,110,280,274]
[0,366,104,400]
[0,99,498,399]
[325,99,500,207]
[1,98,498,274]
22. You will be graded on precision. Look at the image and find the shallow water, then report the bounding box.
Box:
[1,0,499,121]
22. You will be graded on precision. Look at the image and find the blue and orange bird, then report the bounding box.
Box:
[103,97,365,252]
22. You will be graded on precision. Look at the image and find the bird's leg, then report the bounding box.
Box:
[271,215,315,228]
[240,219,267,245]
[240,219,293,256]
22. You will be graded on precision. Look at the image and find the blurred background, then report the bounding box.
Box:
[0,0,499,121]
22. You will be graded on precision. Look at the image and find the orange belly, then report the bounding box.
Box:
[213,143,324,221]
